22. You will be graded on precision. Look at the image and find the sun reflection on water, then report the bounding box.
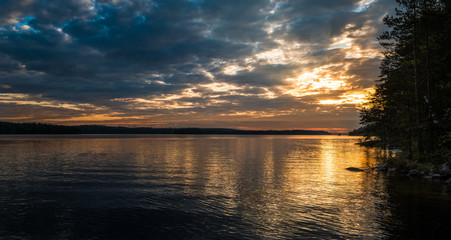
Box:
[0,135,388,239]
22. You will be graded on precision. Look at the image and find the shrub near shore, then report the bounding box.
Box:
[373,150,451,183]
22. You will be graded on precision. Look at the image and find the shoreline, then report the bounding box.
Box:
[347,162,451,185]
[353,139,451,184]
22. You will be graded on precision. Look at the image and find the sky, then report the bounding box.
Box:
[0,0,397,133]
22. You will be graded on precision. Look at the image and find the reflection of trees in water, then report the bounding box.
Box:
[383,176,451,239]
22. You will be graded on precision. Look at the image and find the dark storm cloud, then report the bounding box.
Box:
[200,0,272,42]
[0,0,94,26]
[0,0,398,130]
[0,54,22,73]
[0,0,259,102]
[276,0,395,51]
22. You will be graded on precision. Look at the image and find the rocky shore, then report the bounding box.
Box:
[346,163,451,184]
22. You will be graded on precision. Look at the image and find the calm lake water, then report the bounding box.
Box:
[0,135,450,239]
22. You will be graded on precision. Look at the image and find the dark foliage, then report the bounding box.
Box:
[360,0,451,161]
[348,127,365,136]
[0,122,330,135]
[75,125,330,135]
[0,122,81,134]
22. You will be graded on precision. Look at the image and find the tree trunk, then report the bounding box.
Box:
[425,33,435,153]
[413,0,424,156]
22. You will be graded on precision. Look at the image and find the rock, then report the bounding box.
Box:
[376,163,388,172]
[408,169,420,177]
[431,173,442,179]
[345,167,364,172]
[439,163,450,174]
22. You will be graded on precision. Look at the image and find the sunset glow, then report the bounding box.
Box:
[0,0,396,132]
[318,92,368,105]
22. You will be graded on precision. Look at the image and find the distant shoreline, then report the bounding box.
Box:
[0,122,331,135]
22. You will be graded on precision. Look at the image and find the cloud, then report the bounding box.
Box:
[0,0,397,131]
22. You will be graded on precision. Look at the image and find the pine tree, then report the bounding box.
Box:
[360,0,451,162]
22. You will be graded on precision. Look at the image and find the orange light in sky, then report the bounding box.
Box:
[318,93,368,105]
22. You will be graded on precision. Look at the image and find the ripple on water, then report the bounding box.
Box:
[0,135,450,239]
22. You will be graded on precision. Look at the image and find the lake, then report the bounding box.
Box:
[0,135,450,239]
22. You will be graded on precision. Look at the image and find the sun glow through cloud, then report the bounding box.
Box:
[0,0,395,132]
[283,64,352,97]
[319,94,367,105]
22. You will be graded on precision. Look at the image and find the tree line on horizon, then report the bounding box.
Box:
[0,122,331,135]
[0,122,81,134]
[360,0,451,162]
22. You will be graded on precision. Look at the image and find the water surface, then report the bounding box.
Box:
[0,135,450,239]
